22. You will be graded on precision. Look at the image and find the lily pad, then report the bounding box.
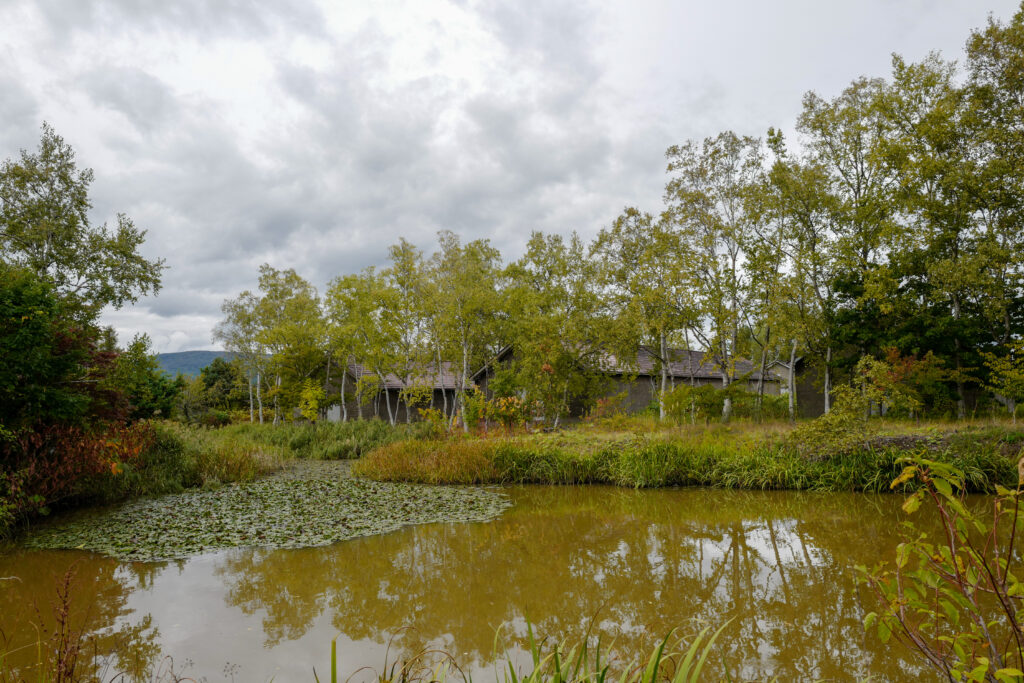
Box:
[24,465,510,562]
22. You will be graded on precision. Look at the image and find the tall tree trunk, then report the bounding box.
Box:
[248,375,254,423]
[323,354,332,422]
[553,382,569,429]
[457,343,469,433]
[659,331,668,421]
[685,329,696,424]
[273,374,281,425]
[377,373,396,426]
[404,372,412,424]
[823,346,832,414]
[955,342,967,420]
[756,327,770,423]
[256,371,263,424]
[952,294,966,420]
[788,340,798,423]
[433,343,449,427]
[340,364,348,422]
[720,342,732,424]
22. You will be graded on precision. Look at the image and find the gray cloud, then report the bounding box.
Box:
[33,0,326,41]
[1,0,1019,352]
[0,75,39,151]
[81,68,178,133]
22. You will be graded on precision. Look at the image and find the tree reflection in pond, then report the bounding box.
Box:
[0,550,166,681]
[214,486,924,681]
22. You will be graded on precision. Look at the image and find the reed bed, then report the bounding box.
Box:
[354,423,1024,493]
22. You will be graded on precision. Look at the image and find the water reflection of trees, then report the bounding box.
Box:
[0,551,165,681]
[215,486,926,680]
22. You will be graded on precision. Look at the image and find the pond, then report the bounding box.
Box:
[1,485,926,681]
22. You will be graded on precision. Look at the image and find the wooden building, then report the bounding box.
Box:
[325,361,463,423]
[473,346,786,416]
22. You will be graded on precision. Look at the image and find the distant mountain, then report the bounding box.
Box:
[156,350,236,377]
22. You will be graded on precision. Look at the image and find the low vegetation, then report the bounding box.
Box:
[1,421,284,539]
[24,462,509,561]
[354,420,1024,493]
[216,419,430,460]
[318,621,728,683]
[0,419,435,538]
[859,456,1024,681]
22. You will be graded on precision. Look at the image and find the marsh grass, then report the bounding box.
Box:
[354,421,1024,492]
[77,422,287,504]
[217,420,429,460]
[349,439,498,484]
[315,620,730,683]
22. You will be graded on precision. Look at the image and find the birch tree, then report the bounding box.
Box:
[592,208,698,421]
[326,269,395,423]
[431,231,501,431]
[213,291,269,423]
[383,239,431,423]
[504,231,612,425]
[666,132,763,422]
[251,265,325,424]
[765,132,840,413]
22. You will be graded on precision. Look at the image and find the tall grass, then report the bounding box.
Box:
[74,421,287,504]
[315,620,730,683]
[350,439,497,484]
[217,420,429,460]
[354,423,1024,493]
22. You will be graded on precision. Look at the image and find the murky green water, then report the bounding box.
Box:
[1,486,929,681]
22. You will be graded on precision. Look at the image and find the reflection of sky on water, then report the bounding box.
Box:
[2,487,926,682]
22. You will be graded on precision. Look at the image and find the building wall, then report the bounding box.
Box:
[325,388,459,423]
[602,375,778,414]
[782,361,826,418]
[358,364,786,422]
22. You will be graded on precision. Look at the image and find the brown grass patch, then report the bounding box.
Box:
[352,439,499,484]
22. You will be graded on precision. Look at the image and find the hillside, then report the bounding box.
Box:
[156,350,236,377]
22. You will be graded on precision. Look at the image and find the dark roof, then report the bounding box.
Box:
[347,361,463,390]
[606,347,782,382]
[473,345,783,382]
[471,345,514,381]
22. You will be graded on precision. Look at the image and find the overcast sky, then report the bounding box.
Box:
[1,0,1019,352]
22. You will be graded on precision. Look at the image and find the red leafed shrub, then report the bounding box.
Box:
[1,422,156,527]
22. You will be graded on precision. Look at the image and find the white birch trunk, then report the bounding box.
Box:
[273,374,281,425]
[788,340,798,423]
[375,374,396,425]
[823,346,832,414]
[256,371,264,424]
[457,343,469,433]
[659,331,668,421]
[340,366,348,422]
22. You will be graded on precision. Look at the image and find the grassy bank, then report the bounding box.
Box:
[215,419,429,460]
[2,419,427,538]
[353,422,1024,492]
[115,419,428,496]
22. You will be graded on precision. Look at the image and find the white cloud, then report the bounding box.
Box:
[0,0,1017,351]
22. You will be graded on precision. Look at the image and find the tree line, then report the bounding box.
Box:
[216,8,1024,428]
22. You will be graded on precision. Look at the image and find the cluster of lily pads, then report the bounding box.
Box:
[25,468,511,562]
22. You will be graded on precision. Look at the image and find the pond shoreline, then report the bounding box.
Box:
[353,424,1024,492]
